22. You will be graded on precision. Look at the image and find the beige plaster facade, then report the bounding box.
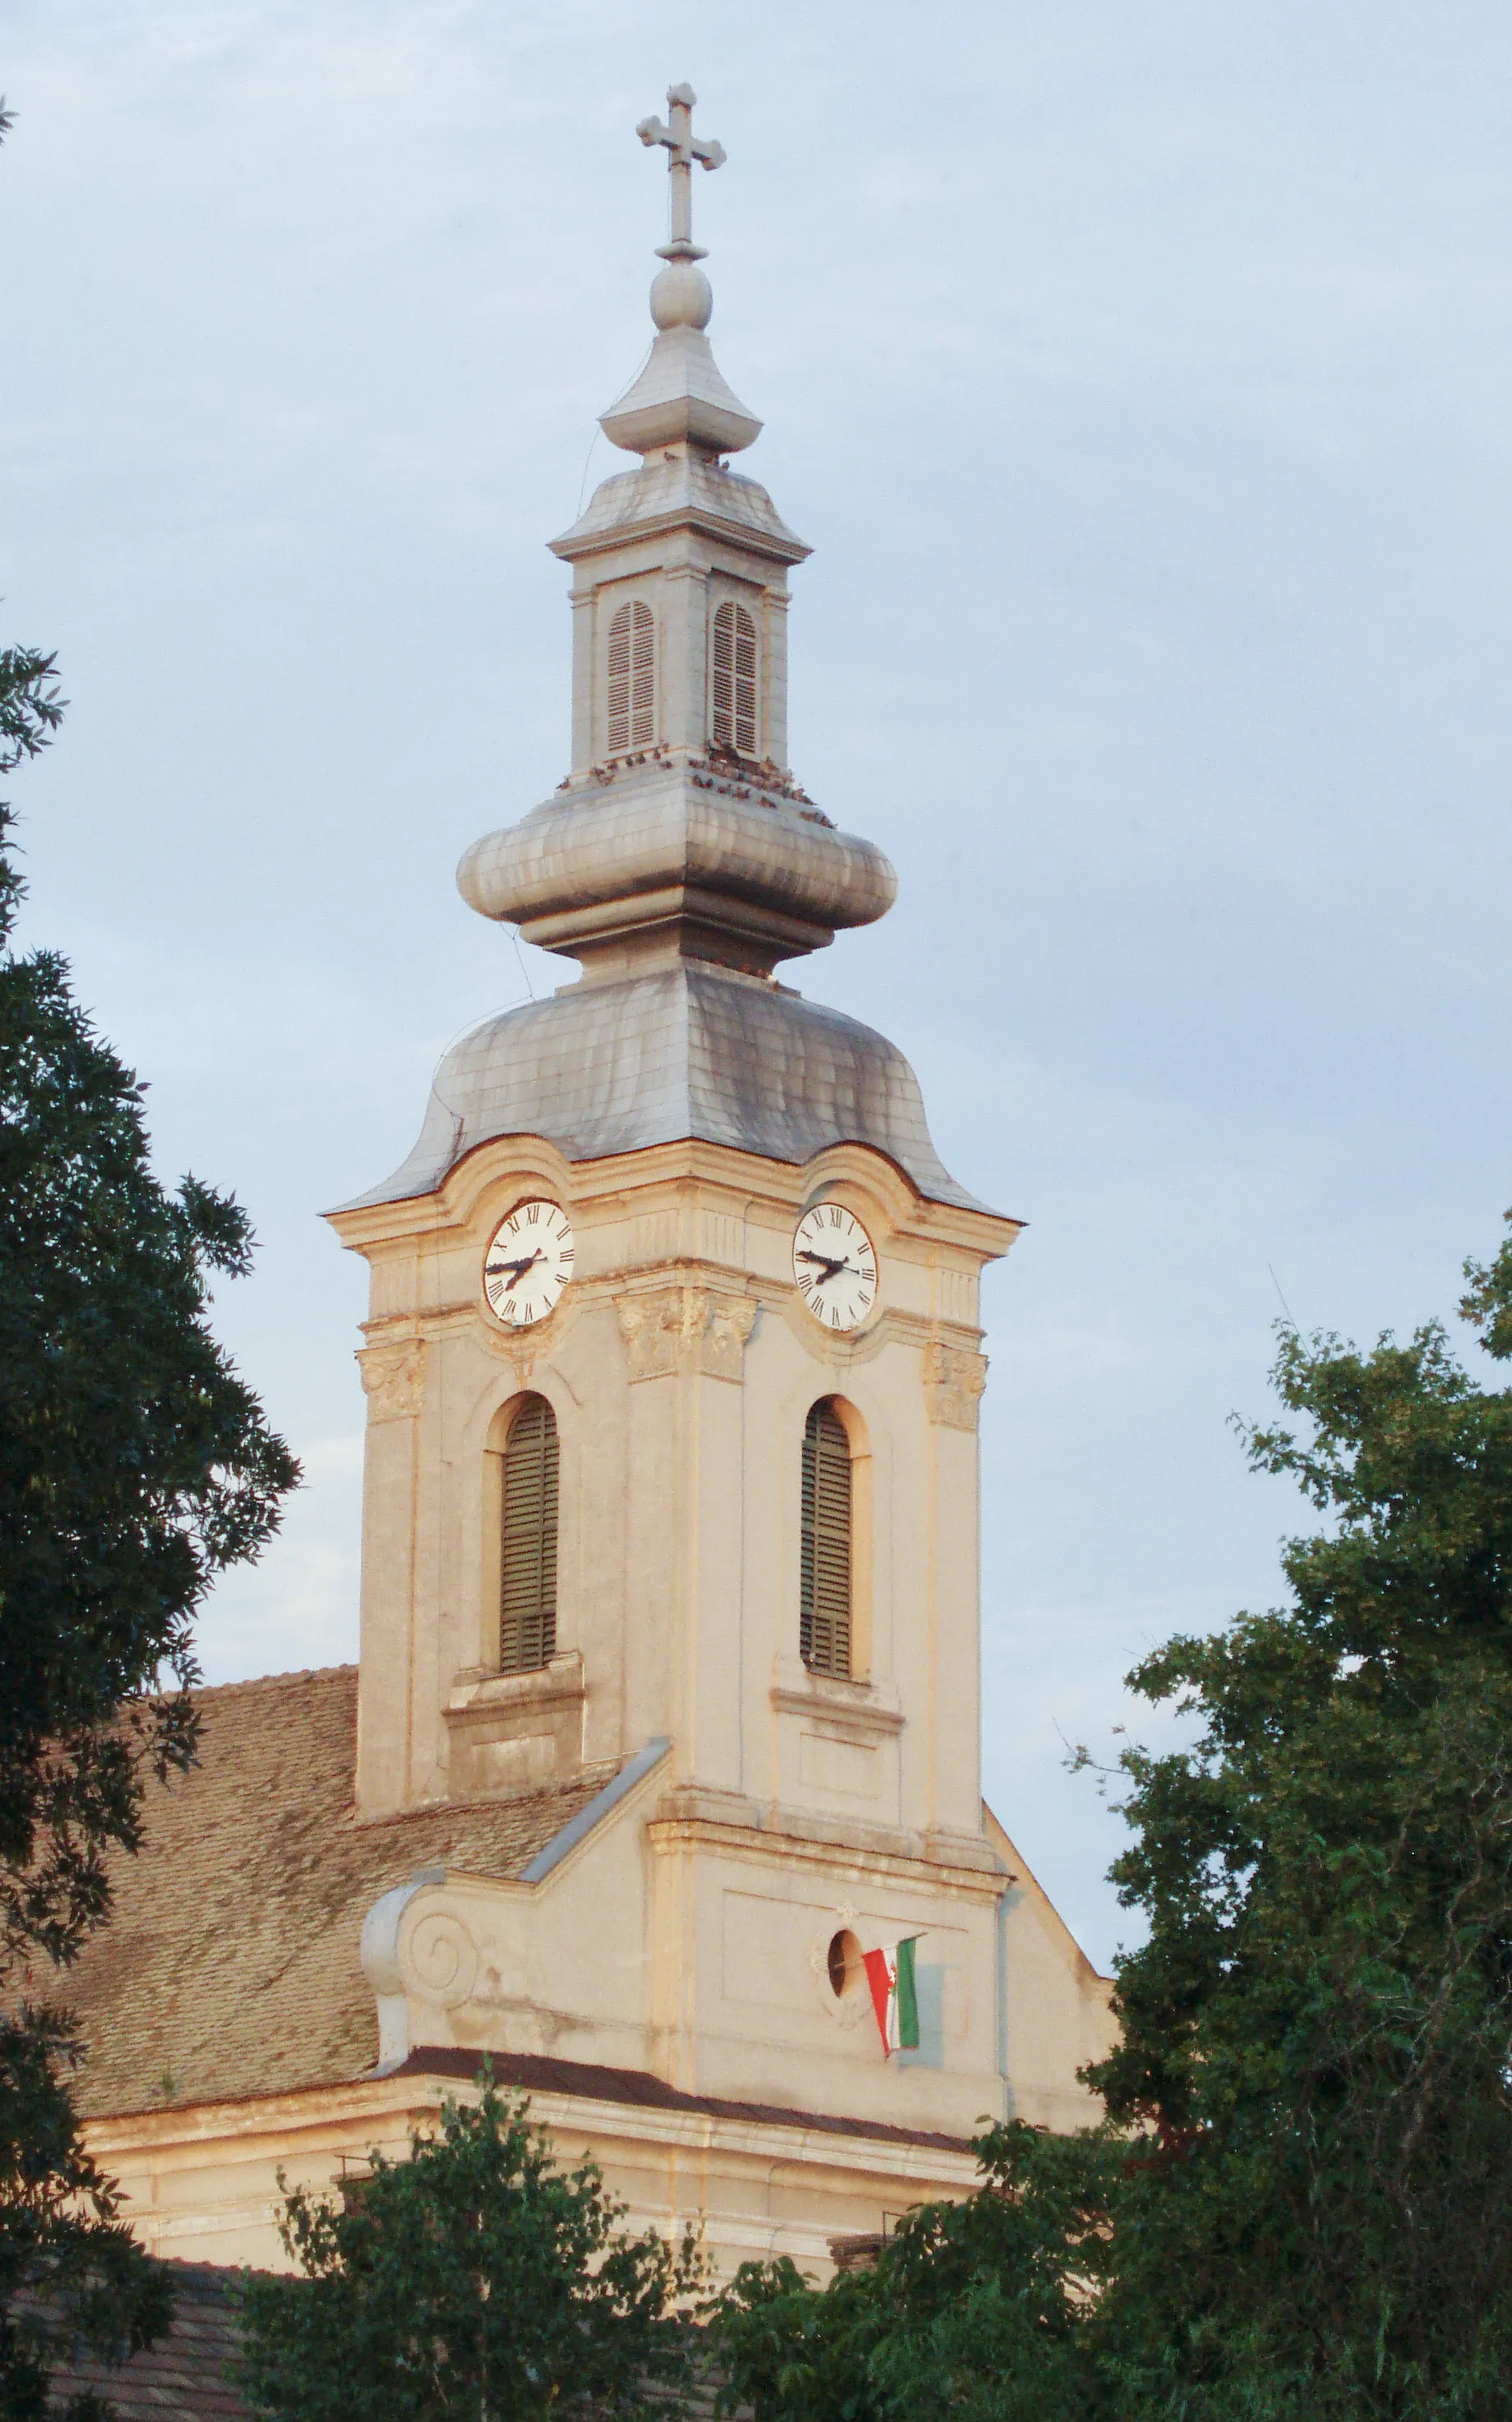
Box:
[87,2076,984,2281]
[325,1122,1019,2125]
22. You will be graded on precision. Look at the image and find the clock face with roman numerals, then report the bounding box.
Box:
[791,1203,878,1334]
[482,1200,575,1327]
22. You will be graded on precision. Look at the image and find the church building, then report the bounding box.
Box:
[60,87,1113,2281]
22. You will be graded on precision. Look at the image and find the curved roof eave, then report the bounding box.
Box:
[338,968,996,1220]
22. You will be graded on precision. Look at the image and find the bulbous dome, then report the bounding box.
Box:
[458,759,897,983]
[343,967,985,1214]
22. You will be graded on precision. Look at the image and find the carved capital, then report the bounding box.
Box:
[924,1340,987,1431]
[358,1337,426,1423]
[616,1288,690,1380]
[616,1286,757,1382]
[704,1294,758,1380]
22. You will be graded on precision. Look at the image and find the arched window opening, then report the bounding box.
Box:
[711,601,758,757]
[606,600,656,754]
[801,1399,852,1678]
[500,1395,559,1676]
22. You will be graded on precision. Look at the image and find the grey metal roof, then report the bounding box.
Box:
[551,450,806,564]
[345,967,989,1213]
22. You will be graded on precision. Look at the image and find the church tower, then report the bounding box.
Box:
[48,88,1115,2285]
[324,87,1094,2223]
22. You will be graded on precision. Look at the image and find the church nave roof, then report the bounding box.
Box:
[48,1668,619,2120]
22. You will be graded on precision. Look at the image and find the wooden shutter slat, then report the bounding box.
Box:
[500,1395,559,1675]
[800,1400,851,1678]
[711,601,758,758]
[630,604,655,746]
[733,609,757,754]
[607,601,655,756]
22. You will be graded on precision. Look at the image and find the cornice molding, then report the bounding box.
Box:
[329,1133,1020,1263]
[644,1812,1010,1902]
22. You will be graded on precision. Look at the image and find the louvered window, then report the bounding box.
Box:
[711,602,758,757]
[606,600,656,754]
[800,1400,852,1679]
[499,1395,558,1675]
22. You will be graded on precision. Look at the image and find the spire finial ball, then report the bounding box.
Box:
[650,258,713,331]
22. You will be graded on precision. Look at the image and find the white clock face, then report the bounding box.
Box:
[792,1203,878,1334]
[482,1200,575,1327]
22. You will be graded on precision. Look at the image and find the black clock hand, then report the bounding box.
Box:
[486,1252,542,1289]
[798,1250,847,1281]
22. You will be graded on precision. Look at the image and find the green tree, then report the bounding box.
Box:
[0,619,297,2412]
[0,2010,173,2420]
[0,111,298,2388]
[709,2118,1116,2422]
[236,2078,701,2421]
[1088,1228,1512,2418]
[709,1220,1512,2421]
[0,635,296,1981]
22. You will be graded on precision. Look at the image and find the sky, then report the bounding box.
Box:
[5,2,1512,1972]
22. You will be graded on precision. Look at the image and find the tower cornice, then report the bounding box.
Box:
[550,476,810,571]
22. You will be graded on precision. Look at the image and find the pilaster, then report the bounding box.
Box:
[568,588,595,773]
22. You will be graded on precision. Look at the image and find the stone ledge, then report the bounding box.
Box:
[770,1660,905,1739]
[446,1651,585,1724]
[444,1653,586,1795]
[644,1809,1011,1899]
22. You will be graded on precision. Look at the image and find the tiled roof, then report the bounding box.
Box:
[43,2263,743,2422]
[41,2260,253,2420]
[46,1667,619,2120]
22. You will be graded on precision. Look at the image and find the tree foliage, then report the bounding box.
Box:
[0,625,297,2411]
[236,2078,702,2422]
[0,636,299,1972]
[710,2118,1117,2422]
[711,1220,1512,2420]
[1087,1228,1512,2417]
[0,2009,173,2420]
[0,172,297,2400]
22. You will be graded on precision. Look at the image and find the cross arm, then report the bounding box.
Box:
[637,113,726,171]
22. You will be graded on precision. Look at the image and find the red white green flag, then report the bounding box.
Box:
[863,1936,921,2055]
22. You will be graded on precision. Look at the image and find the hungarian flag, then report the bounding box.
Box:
[863,1936,921,2055]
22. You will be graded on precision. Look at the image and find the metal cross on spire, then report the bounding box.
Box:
[636,82,726,261]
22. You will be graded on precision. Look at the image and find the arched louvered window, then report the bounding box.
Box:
[800,1400,852,1679]
[500,1395,559,1675]
[711,601,758,757]
[606,600,656,755]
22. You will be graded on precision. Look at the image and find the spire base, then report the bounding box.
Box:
[599,325,761,459]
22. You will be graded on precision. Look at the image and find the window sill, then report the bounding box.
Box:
[769,1658,905,1739]
[443,1654,586,1797]
[446,1650,584,1722]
